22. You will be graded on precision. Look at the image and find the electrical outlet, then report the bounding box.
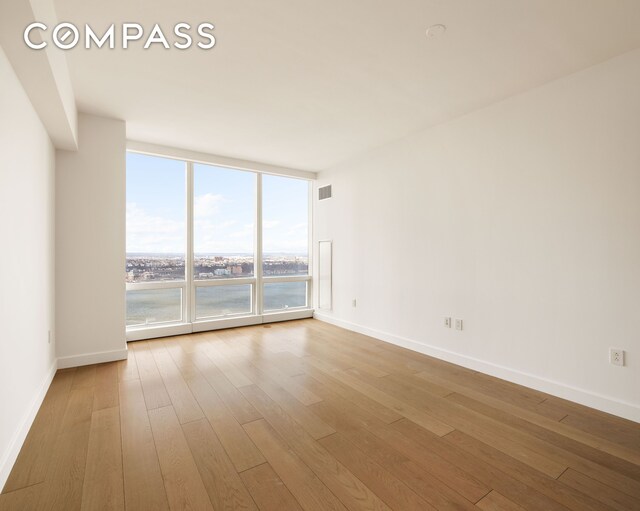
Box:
[610,348,625,366]
[444,317,452,328]
[352,299,357,308]
[455,319,463,331]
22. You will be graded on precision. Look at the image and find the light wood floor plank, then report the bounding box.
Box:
[205,342,255,388]
[260,351,307,377]
[240,463,303,511]
[291,368,403,425]
[93,362,119,411]
[71,365,97,389]
[319,432,439,511]
[308,396,488,508]
[446,391,640,486]
[182,418,257,511]
[0,483,44,511]
[558,468,640,511]
[176,332,210,353]
[130,341,172,410]
[179,361,266,472]
[243,419,348,511]
[117,349,139,382]
[192,349,262,424]
[348,368,567,478]
[417,372,640,497]
[301,341,390,378]
[150,345,204,424]
[81,406,124,511]
[526,397,574,421]
[232,360,335,440]
[416,370,640,466]
[392,418,579,511]
[148,406,214,511]
[544,395,640,439]
[37,386,94,511]
[323,367,454,437]
[235,354,323,407]
[444,429,613,511]
[119,379,169,511]
[476,490,527,511]
[382,371,453,399]
[561,412,640,454]
[241,385,392,511]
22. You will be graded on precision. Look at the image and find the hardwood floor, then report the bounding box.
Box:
[1,319,639,510]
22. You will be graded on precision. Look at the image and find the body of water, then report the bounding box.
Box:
[126,281,307,326]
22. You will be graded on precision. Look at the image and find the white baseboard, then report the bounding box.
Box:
[57,347,128,369]
[0,359,58,492]
[314,312,640,423]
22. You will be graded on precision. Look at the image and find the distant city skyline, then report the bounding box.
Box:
[125,252,308,256]
[126,152,309,255]
[126,253,308,283]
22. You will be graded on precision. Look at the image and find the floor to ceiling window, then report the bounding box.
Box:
[262,174,310,310]
[126,154,187,328]
[126,151,312,340]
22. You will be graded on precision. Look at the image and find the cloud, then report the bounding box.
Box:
[263,219,280,229]
[194,193,225,219]
[228,223,254,238]
[126,202,184,253]
[194,218,254,253]
[126,200,307,255]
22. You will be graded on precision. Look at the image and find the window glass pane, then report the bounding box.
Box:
[262,175,309,276]
[126,153,186,282]
[126,288,182,326]
[194,164,256,279]
[196,285,252,319]
[263,282,307,311]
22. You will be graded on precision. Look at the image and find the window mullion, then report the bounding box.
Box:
[255,173,263,315]
[307,180,313,308]
[186,161,195,324]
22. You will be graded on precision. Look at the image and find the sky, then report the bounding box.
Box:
[126,152,309,255]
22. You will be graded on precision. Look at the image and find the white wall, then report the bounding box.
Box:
[0,0,78,149]
[314,48,640,422]
[56,113,128,367]
[0,46,57,489]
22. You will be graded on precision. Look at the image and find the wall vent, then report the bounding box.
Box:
[318,185,332,201]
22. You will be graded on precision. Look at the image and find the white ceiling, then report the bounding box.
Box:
[55,0,640,171]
